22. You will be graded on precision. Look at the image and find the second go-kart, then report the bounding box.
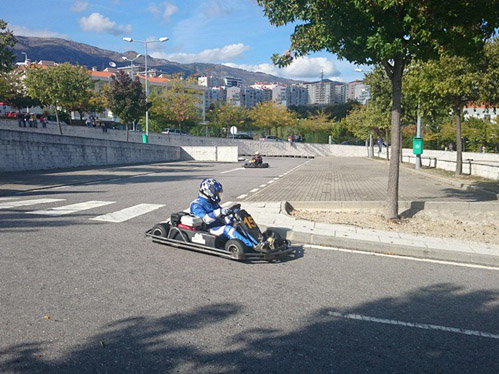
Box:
[243,159,269,168]
[146,204,292,261]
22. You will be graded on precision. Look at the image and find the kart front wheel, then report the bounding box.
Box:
[151,223,170,238]
[225,239,246,260]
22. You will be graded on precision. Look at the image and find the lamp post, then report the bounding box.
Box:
[21,52,28,64]
[123,36,169,137]
[122,53,142,79]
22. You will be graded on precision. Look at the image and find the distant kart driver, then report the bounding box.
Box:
[252,152,263,165]
[190,179,253,248]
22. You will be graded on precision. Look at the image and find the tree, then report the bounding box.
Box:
[409,56,483,174]
[0,20,16,73]
[0,69,39,110]
[207,102,248,138]
[25,63,94,135]
[107,70,147,141]
[149,75,202,134]
[249,101,297,137]
[257,0,498,219]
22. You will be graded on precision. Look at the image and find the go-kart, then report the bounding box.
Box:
[243,159,269,168]
[145,204,292,261]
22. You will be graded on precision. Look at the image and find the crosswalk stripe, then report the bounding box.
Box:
[90,203,165,223]
[27,201,114,216]
[0,199,65,210]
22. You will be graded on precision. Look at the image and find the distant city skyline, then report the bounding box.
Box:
[3,0,370,82]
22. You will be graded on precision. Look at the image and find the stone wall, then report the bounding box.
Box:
[0,129,181,172]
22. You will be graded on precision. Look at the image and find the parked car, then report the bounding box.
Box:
[233,133,253,140]
[260,135,284,142]
[162,128,187,135]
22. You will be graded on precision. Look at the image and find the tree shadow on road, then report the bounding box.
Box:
[1,284,498,373]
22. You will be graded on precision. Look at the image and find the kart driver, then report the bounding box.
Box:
[252,152,263,165]
[190,179,254,248]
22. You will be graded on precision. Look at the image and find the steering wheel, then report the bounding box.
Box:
[226,203,241,215]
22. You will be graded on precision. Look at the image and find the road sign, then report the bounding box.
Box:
[230,126,238,135]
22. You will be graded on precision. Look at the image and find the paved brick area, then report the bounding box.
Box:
[245,157,493,202]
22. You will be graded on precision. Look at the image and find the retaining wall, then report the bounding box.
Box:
[0,129,181,172]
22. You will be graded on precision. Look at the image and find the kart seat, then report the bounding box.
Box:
[177,223,195,231]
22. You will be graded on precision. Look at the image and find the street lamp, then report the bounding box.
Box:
[122,53,142,78]
[21,52,28,64]
[123,36,169,137]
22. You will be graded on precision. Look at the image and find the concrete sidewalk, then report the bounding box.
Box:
[241,157,499,267]
[241,201,499,267]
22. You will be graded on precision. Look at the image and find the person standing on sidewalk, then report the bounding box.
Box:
[17,112,25,127]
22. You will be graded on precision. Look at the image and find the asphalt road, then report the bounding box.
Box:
[1,158,498,373]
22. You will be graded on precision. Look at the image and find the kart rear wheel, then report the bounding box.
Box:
[225,239,246,260]
[151,223,170,238]
[265,229,282,241]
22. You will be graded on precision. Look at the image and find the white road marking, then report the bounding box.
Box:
[0,199,65,210]
[267,180,274,184]
[327,311,499,340]
[237,194,248,199]
[91,203,165,223]
[304,244,499,271]
[27,201,114,216]
[221,167,245,174]
[250,188,259,193]
[259,184,266,188]
[52,186,69,190]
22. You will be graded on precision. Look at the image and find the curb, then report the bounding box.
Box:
[257,201,499,268]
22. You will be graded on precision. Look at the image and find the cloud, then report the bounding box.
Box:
[9,24,69,39]
[146,2,178,21]
[70,0,88,12]
[78,12,132,35]
[224,56,341,81]
[151,43,250,64]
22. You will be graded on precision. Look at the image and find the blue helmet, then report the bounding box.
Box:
[199,178,223,203]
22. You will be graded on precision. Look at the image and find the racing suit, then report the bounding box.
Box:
[190,195,254,248]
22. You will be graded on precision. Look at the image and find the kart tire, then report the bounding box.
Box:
[265,229,282,242]
[261,163,269,168]
[225,239,246,260]
[151,223,170,238]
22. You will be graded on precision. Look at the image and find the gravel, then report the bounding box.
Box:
[291,208,499,245]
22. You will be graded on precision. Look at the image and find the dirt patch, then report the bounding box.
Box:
[291,208,499,245]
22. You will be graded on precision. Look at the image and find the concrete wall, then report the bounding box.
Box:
[375,147,499,180]
[0,129,181,172]
[180,146,238,162]
[2,119,498,179]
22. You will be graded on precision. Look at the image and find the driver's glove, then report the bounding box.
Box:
[221,207,231,216]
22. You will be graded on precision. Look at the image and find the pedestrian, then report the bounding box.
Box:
[25,113,32,127]
[449,143,454,151]
[376,137,382,152]
[480,145,485,153]
[40,115,46,128]
[85,117,92,127]
[288,134,294,143]
[31,113,38,128]
[17,112,25,127]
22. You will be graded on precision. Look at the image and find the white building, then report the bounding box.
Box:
[464,103,498,121]
[347,80,370,104]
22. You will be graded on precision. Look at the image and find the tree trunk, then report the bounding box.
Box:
[455,106,463,175]
[54,105,62,135]
[385,58,403,220]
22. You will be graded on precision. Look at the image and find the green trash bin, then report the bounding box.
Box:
[413,137,423,155]
[142,133,148,144]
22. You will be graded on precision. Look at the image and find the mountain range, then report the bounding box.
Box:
[12,36,300,86]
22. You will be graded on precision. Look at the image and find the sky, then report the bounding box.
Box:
[2,0,369,82]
